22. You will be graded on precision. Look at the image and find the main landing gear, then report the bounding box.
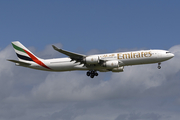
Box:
[86,70,98,78]
[158,62,161,69]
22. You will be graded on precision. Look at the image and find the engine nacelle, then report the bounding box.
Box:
[111,66,124,72]
[103,60,119,68]
[85,56,99,64]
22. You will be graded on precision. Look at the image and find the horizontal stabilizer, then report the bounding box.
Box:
[7,59,31,66]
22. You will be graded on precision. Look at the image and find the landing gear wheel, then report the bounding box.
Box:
[158,66,161,69]
[86,70,98,78]
[158,63,161,69]
[86,71,90,76]
[90,74,94,78]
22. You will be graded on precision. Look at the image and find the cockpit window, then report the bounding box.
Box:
[166,52,171,54]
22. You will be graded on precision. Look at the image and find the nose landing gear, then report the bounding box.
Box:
[86,70,98,78]
[158,63,161,69]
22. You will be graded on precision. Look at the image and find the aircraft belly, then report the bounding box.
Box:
[50,62,76,71]
[122,57,158,66]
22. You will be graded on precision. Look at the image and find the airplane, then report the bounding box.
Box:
[8,41,174,78]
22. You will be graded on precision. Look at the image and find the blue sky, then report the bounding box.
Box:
[0,1,179,53]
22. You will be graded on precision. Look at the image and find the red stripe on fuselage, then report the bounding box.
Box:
[23,49,51,69]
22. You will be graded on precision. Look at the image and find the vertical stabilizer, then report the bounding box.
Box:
[12,41,39,62]
[11,41,51,69]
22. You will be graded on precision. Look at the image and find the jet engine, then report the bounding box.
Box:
[84,56,99,64]
[103,60,119,68]
[111,66,124,72]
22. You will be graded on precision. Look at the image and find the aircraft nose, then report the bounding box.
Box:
[168,53,174,59]
[165,52,174,59]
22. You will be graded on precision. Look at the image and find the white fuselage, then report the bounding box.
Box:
[25,49,174,72]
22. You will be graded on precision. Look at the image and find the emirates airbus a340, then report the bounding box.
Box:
[8,41,174,78]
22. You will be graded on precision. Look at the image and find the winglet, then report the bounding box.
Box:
[52,45,59,51]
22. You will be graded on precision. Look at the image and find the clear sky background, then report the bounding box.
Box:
[0,1,180,120]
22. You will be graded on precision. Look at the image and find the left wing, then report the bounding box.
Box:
[52,45,86,61]
[52,45,106,65]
